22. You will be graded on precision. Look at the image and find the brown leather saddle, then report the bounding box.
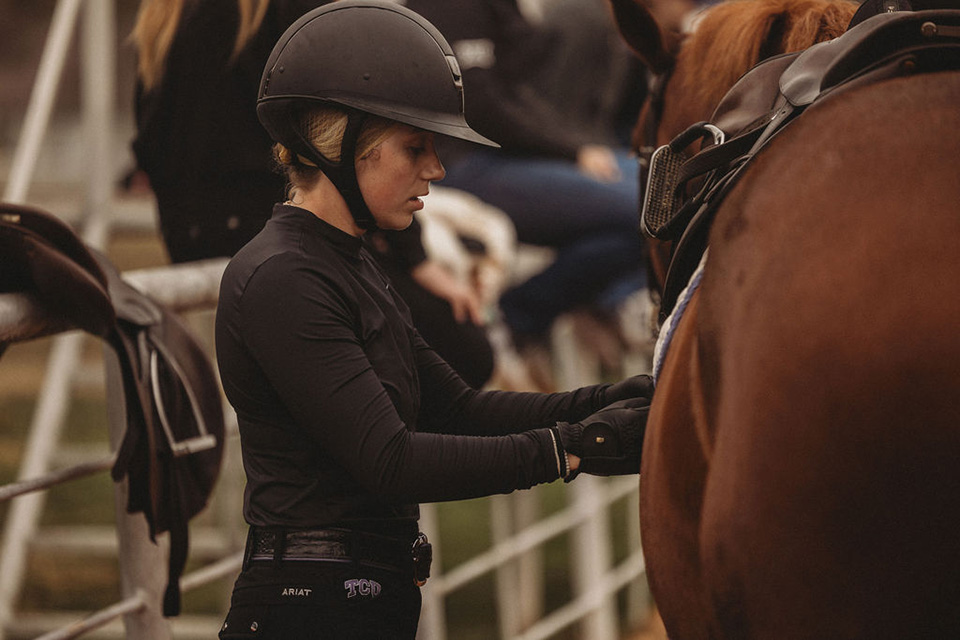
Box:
[642,7,960,318]
[0,202,224,616]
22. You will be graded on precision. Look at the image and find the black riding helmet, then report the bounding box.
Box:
[257,0,498,230]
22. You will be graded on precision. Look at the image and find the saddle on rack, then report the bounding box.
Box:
[0,202,224,617]
[643,7,960,318]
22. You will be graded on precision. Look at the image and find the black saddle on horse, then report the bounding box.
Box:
[0,202,224,616]
[643,7,960,318]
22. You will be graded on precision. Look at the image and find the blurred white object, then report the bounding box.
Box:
[417,186,517,308]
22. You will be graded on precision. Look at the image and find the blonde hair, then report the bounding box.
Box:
[274,106,400,191]
[132,0,271,90]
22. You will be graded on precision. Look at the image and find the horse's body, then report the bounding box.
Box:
[612,1,960,637]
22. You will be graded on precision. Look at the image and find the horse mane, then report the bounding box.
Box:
[676,0,859,118]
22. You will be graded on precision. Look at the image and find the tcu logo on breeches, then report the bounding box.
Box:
[344,578,382,598]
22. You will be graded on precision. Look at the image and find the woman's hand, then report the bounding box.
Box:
[411,260,484,325]
[566,452,580,475]
[555,398,650,477]
[576,144,622,183]
[601,374,654,407]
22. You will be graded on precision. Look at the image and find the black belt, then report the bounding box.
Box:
[243,527,432,586]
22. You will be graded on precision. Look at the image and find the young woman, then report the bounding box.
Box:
[215,2,652,638]
[132,0,496,389]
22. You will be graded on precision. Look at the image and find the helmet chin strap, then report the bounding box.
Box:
[290,110,378,231]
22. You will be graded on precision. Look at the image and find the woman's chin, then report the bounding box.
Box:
[376,211,416,231]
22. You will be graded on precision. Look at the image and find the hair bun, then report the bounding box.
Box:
[274,143,295,166]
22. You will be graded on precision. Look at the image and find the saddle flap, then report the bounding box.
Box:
[94,251,224,515]
[94,250,224,618]
[710,52,799,138]
[781,9,960,106]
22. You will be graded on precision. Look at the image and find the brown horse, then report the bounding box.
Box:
[610,0,960,637]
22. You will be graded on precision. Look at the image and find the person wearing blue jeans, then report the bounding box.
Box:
[441,148,644,341]
[404,0,647,346]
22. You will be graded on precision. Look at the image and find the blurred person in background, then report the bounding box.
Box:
[215,3,653,636]
[529,0,648,147]
[405,0,649,368]
[130,0,495,387]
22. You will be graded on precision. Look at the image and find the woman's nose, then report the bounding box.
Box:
[424,151,446,181]
[422,137,446,181]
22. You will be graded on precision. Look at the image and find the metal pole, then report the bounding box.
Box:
[492,494,522,637]
[0,455,114,503]
[103,346,172,639]
[2,0,84,204]
[493,491,544,637]
[81,0,172,634]
[81,0,114,221]
[552,316,619,640]
[513,489,544,629]
[33,591,147,640]
[570,477,619,640]
[415,503,446,640]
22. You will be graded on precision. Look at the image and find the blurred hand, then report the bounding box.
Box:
[472,258,509,308]
[411,260,484,325]
[576,145,622,183]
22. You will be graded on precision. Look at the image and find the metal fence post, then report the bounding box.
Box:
[491,495,519,637]
[570,477,618,640]
[416,502,446,640]
[103,346,172,639]
[2,0,83,204]
[552,316,619,640]
[87,1,172,636]
[81,0,115,221]
[493,491,544,637]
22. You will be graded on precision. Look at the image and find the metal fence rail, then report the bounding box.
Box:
[0,258,232,640]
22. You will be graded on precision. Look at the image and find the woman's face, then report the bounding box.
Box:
[356,125,446,231]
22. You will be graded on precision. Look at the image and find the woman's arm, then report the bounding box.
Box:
[239,257,567,502]
[412,334,610,436]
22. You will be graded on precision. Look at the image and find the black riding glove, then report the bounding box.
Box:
[599,374,654,408]
[554,397,650,480]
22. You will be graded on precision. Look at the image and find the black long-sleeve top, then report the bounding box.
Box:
[215,205,611,535]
